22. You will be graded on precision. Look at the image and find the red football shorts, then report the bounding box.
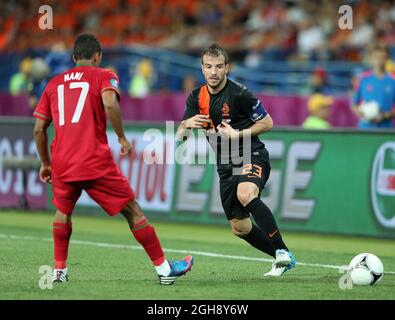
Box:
[52,166,135,216]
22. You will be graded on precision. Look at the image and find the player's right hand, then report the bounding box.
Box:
[185,114,211,128]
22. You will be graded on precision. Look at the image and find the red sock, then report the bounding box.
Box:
[131,218,165,266]
[53,222,72,269]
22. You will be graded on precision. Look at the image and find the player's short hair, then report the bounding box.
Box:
[201,44,229,65]
[73,33,102,60]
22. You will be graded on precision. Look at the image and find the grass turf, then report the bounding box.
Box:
[0,210,394,300]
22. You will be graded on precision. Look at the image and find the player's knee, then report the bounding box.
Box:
[54,210,71,224]
[122,200,143,217]
[237,190,257,207]
[121,200,145,226]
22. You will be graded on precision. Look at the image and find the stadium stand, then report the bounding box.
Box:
[1,0,394,95]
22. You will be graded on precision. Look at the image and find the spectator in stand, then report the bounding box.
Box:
[182,74,197,94]
[301,67,332,95]
[296,18,326,59]
[347,16,375,49]
[352,44,395,129]
[28,57,50,109]
[9,57,32,96]
[310,67,331,94]
[128,59,154,98]
[302,93,333,129]
[386,59,395,75]
[45,41,72,77]
[3,0,395,99]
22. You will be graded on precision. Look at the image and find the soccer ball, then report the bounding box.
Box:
[348,253,384,285]
[359,101,379,121]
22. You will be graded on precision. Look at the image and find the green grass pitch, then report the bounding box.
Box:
[0,210,394,300]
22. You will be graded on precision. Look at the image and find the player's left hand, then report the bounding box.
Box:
[39,165,52,184]
[217,121,240,139]
[119,137,132,157]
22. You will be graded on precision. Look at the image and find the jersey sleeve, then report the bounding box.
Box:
[100,70,120,100]
[33,86,52,122]
[239,87,268,122]
[182,92,199,120]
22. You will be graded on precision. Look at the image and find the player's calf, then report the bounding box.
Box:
[230,218,252,237]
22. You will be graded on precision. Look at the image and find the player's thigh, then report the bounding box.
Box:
[219,175,250,220]
[52,179,83,215]
[239,151,271,191]
[219,175,234,215]
[237,182,260,205]
[85,166,135,216]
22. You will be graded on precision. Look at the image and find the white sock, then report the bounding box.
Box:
[155,260,171,276]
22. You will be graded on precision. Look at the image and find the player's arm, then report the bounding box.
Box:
[372,77,395,123]
[219,90,273,138]
[33,87,53,183]
[176,115,211,141]
[351,105,364,119]
[383,108,395,120]
[351,75,365,120]
[176,92,210,141]
[372,108,395,123]
[240,113,273,137]
[218,114,273,139]
[33,118,52,183]
[102,90,130,156]
[376,84,395,122]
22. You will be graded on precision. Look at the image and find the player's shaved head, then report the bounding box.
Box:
[73,33,102,61]
[201,43,229,65]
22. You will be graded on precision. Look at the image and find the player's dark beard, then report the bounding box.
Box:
[207,75,226,90]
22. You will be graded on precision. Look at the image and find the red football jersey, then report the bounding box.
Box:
[34,66,120,182]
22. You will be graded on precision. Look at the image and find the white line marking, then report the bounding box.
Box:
[1,233,394,274]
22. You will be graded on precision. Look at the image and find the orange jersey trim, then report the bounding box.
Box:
[198,85,210,115]
[198,85,214,129]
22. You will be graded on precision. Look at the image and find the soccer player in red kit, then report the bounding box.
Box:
[33,33,193,285]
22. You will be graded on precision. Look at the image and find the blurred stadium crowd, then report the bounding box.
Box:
[1,0,395,128]
[1,0,395,61]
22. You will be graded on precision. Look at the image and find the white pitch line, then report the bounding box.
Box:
[1,233,395,274]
